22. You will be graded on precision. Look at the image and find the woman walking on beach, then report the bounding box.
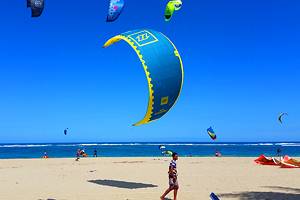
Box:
[161,152,179,200]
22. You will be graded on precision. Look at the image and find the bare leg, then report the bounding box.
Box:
[161,187,173,199]
[174,189,178,200]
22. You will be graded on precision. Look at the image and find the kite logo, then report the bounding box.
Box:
[161,96,169,105]
[128,30,158,47]
[136,33,150,42]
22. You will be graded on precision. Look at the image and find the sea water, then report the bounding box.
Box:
[0,142,300,159]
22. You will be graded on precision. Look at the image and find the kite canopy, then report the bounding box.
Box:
[281,156,300,168]
[207,127,217,140]
[159,145,166,150]
[107,0,124,22]
[162,150,173,156]
[27,0,44,17]
[278,112,288,124]
[103,29,184,126]
[254,155,280,166]
[164,0,182,21]
[64,128,68,135]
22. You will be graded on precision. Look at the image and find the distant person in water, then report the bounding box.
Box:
[93,149,98,157]
[161,152,179,200]
[43,151,48,159]
[75,149,80,161]
[277,148,282,157]
[215,151,222,157]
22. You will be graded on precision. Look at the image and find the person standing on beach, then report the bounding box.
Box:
[43,151,48,159]
[75,149,80,161]
[161,152,179,200]
[93,149,98,157]
[277,148,282,157]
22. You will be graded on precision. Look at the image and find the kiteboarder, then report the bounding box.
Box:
[160,152,179,200]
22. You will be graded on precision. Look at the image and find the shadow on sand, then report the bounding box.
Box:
[38,199,57,200]
[88,179,158,189]
[219,186,300,200]
[262,186,300,194]
[219,192,300,200]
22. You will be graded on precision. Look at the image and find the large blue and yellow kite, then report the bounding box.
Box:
[103,29,184,126]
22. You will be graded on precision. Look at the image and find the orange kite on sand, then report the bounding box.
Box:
[254,155,280,165]
[254,155,300,168]
[280,156,300,168]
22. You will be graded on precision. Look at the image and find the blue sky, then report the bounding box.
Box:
[0,0,299,143]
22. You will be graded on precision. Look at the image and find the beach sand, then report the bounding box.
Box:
[0,157,300,200]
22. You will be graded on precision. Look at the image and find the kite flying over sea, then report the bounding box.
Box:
[207,127,217,140]
[278,113,288,124]
[103,29,184,126]
[164,0,182,21]
[27,0,44,17]
[107,0,124,22]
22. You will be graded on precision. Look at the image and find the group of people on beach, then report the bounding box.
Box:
[42,149,98,160]
[75,149,98,161]
[41,148,284,200]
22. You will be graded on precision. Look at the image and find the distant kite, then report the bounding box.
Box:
[103,29,184,126]
[107,0,124,22]
[278,113,288,124]
[159,145,166,150]
[207,127,217,140]
[164,0,182,21]
[27,0,44,17]
[64,128,68,135]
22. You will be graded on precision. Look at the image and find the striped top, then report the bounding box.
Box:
[169,160,177,178]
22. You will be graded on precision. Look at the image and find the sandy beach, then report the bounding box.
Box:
[0,157,299,200]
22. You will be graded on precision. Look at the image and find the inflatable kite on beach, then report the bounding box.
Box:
[254,155,280,166]
[27,0,44,17]
[207,127,217,140]
[103,29,184,126]
[280,156,300,168]
[162,150,173,156]
[107,0,124,22]
[278,113,288,124]
[255,155,300,168]
[164,0,182,21]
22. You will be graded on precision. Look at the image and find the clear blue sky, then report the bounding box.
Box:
[0,0,299,143]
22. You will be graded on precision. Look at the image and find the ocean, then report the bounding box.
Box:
[0,142,300,159]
